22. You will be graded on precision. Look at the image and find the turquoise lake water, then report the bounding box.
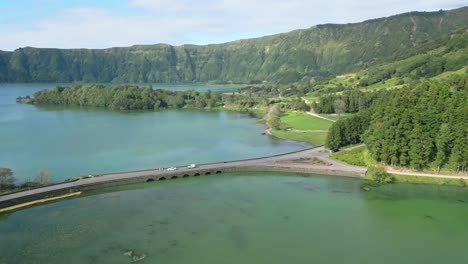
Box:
[0,83,306,182]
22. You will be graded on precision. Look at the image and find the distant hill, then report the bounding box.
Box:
[0,6,467,83]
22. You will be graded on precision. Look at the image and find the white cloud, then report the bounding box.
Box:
[0,0,464,50]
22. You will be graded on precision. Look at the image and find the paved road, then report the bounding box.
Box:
[0,147,366,207]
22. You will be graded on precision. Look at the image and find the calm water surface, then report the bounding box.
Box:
[0,83,306,182]
[1,83,467,264]
[0,172,467,264]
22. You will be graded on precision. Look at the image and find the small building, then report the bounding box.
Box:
[16,95,31,103]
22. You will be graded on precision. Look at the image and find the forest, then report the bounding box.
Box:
[326,79,467,172]
[32,85,224,110]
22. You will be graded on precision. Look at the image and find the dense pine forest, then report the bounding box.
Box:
[0,7,467,83]
[326,79,467,172]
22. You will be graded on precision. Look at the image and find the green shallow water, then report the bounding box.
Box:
[1,172,468,264]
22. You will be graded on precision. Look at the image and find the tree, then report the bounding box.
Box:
[333,99,346,117]
[325,121,344,152]
[267,116,285,130]
[434,124,450,172]
[36,169,52,186]
[0,168,16,189]
[367,165,395,184]
[409,124,433,170]
[289,98,310,112]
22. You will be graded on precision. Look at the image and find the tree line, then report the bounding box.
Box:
[31,84,312,113]
[326,79,467,172]
[32,84,224,110]
[0,168,52,192]
[312,89,385,114]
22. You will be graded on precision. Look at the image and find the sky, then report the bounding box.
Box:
[0,0,466,51]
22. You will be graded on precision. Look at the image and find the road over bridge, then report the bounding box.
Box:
[0,147,366,209]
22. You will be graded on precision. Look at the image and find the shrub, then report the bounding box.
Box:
[367,165,395,184]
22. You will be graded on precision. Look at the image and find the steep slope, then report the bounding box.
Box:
[312,27,468,95]
[1,6,467,83]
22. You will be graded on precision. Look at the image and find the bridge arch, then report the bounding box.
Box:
[194,173,200,176]
[183,174,190,178]
[216,171,222,174]
[146,178,155,182]
[205,172,211,175]
[159,177,167,181]
[171,175,178,179]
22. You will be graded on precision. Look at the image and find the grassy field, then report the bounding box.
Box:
[270,112,334,145]
[280,112,333,130]
[362,77,405,91]
[331,146,375,166]
[272,130,328,146]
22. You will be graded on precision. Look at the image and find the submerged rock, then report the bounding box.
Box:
[87,255,99,264]
[123,250,147,263]
[228,225,248,250]
[424,215,434,220]
[362,186,371,192]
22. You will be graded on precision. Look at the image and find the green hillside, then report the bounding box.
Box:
[0,7,467,83]
[311,28,468,113]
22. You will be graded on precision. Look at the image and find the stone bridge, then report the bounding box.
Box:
[0,146,366,209]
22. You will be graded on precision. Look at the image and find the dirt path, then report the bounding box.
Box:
[291,130,328,133]
[341,144,365,151]
[387,168,468,179]
[305,112,336,122]
[337,144,467,179]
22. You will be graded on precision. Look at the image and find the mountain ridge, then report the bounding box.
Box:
[0,6,467,83]
[3,7,465,52]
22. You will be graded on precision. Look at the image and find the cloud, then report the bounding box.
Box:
[0,0,464,50]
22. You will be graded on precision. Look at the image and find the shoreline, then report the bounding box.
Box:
[0,192,82,213]
[0,147,367,211]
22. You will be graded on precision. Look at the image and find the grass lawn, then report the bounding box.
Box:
[272,130,328,146]
[280,112,333,130]
[331,145,376,167]
[361,77,404,91]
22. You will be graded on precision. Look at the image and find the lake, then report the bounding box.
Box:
[1,172,467,264]
[0,83,307,182]
[1,83,467,264]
